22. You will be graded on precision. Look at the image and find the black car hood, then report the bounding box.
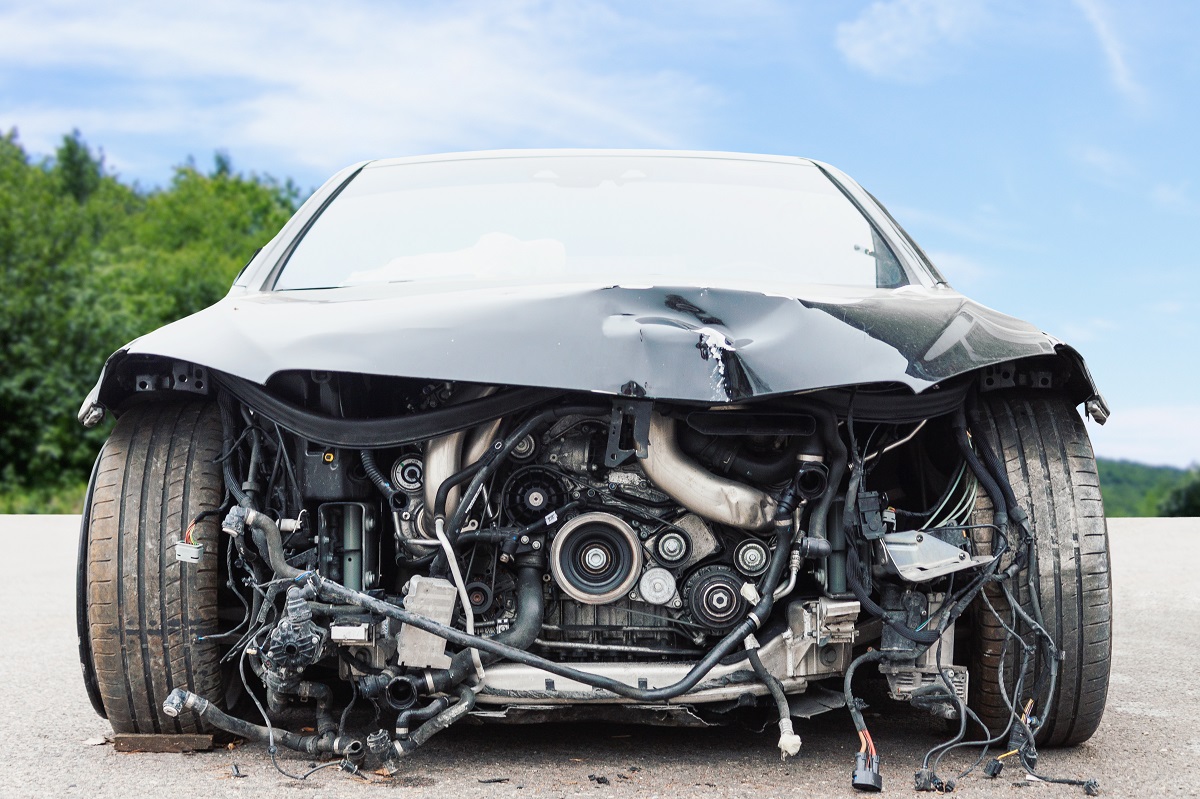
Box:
[86,280,1080,411]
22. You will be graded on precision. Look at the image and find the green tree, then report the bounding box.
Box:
[1159,468,1200,516]
[1095,458,1185,516]
[54,129,103,203]
[0,130,300,508]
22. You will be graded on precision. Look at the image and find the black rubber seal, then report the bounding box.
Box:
[213,371,563,449]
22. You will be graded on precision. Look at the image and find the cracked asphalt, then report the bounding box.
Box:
[1,515,1196,798]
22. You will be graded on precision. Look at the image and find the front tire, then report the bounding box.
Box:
[968,391,1112,747]
[83,400,226,733]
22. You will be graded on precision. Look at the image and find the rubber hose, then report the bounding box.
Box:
[748,648,791,726]
[678,426,806,484]
[964,395,1023,511]
[396,696,452,736]
[439,404,603,529]
[162,688,359,757]
[360,449,395,500]
[428,559,546,693]
[806,404,848,592]
[224,507,303,579]
[396,685,477,755]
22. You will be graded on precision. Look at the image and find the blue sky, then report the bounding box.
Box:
[2,0,1197,466]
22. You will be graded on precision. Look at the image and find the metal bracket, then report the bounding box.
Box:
[134,361,210,395]
[979,362,1053,393]
[881,531,990,582]
[604,400,653,467]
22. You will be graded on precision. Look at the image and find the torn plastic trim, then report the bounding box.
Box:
[1053,343,1110,424]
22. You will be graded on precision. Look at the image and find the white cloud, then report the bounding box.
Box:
[1150,181,1197,214]
[1070,0,1145,104]
[1151,301,1186,315]
[1073,144,1134,182]
[834,0,985,81]
[1087,405,1200,468]
[0,1,718,179]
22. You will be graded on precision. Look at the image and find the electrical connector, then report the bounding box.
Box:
[914,768,937,791]
[1007,724,1038,770]
[913,768,953,792]
[776,718,802,759]
[174,541,204,562]
[983,758,1004,778]
[852,752,883,792]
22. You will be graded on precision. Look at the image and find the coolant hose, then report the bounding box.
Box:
[268,681,336,737]
[426,558,546,693]
[162,688,362,758]
[677,426,807,484]
[396,696,453,737]
[806,404,847,593]
[222,506,303,579]
[396,685,476,756]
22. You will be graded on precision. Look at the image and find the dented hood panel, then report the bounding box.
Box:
[91,280,1061,406]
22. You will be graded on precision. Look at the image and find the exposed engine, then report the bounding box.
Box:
[155,371,1063,790]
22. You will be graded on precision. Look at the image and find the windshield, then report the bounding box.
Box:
[275,155,909,291]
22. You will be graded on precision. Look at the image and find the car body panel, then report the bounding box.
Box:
[84,280,1069,412]
[80,149,1104,419]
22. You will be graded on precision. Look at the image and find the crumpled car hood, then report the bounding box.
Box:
[92,280,1063,405]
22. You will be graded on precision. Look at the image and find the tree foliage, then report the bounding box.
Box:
[1096,458,1188,517]
[0,130,299,504]
[1159,468,1200,517]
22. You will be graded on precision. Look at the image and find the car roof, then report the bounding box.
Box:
[362,149,820,171]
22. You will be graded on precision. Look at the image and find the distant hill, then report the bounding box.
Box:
[1097,458,1188,517]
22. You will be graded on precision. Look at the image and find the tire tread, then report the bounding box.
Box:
[85,400,225,734]
[968,391,1111,747]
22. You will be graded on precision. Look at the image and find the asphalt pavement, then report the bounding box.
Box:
[0,515,1196,798]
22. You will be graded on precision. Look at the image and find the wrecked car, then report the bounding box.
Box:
[77,151,1111,791]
